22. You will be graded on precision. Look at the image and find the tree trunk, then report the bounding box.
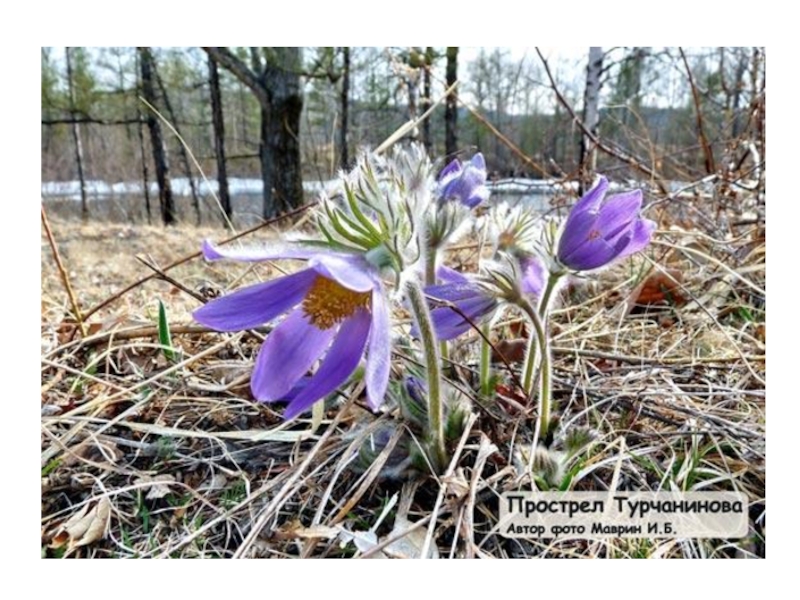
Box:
[203,47,304,219]
[445,46,458,158]
[264,47,304,217]
[133,50,152,224]
[138,47,176,226]
[338,46,350,170]
[154,62,201,224]
[65,47,89,222]
[421,47,434,153]
[579,47,603,192]
[208,54,232,226]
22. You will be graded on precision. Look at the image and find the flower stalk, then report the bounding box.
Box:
[518,295,553,442]
[480,323,493,397]
[405,278,447,470]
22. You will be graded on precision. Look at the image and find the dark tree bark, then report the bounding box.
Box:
[65,47,89,222]
[421,47,434,154]
[579,47,604,193]
[207,54,232,226]
[154,63,201,224]
[133,51,152,224]
[203,47,303,219]
[138,47,176,226]
[337,47,350,170]
[445,47,458,158]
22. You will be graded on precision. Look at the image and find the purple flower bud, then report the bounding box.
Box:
[437,153,489,208]
[557,177,656,271]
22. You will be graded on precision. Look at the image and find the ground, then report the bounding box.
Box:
[40,207,765,558]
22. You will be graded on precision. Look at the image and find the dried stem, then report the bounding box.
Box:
[679,47,716,175]
[83,202,313,320]
[41,205,86,338]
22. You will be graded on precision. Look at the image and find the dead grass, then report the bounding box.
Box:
[40,202,765,559]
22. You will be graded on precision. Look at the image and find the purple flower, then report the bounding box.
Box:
[193,241,390,419]
[557,176,656,271]
[423,267,499,341]
[423,255,545,341]
[437,153,489,208]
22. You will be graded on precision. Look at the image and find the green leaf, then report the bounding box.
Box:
[157,300,175,362]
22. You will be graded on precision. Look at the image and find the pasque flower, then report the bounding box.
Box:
[424,268,499,341]
[424,257,545,341]
[557,176,656,271]
[437,153,489,208]
[193,241,390,419]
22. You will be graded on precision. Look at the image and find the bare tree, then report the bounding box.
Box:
[203,47,304,219]
[579,47,604,190]
[421,47,434,153]
[445,46,458,158]
[65,47,89,221]
[153,63,202,224]
[138,46,176,226]
[338,47,350,169]
[207,54,232,225]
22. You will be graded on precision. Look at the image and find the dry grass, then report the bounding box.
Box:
[40,200,765,559]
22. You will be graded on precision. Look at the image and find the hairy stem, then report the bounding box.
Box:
[406,278,446,470]
[480,323,493,397]
[519,296,552,441]
[522,272,561,391]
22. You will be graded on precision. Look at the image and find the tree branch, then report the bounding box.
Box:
[201,47,269,106]
[535,47,668,193]
[679,47,716,175]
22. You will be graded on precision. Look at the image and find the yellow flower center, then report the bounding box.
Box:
[302,275,372,330]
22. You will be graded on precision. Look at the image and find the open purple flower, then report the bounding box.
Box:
[193,241,390,419]
[557,176,656,271]
[437,153,489,208]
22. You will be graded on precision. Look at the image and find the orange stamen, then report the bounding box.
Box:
[302,275,372,329]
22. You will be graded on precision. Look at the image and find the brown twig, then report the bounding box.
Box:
[679,48,716,175]
[426,296,526,395]
[82,202,314,320]
[42,205,87,338]
[458,101,550,178]
[535,48,668,193]
[135,255,207,303]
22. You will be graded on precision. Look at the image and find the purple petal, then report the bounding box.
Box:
[426,281,486,303]
[520,255,546,297]
[557,208,599,264]
[310,254,376,293]
[283,309,372,419]
[565,176,609,228]
[463,187,490,209]
[193,268,316,331]
[429,296,497,340]
[559,236,621,271]
[438,158,462,182]
[616,218,656,260]
[435,266,470,284]
[365,287,391,410]
[250,308,337,401]
[201,239,323,263]
[470,153,486,171]
[594,191,643,239]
